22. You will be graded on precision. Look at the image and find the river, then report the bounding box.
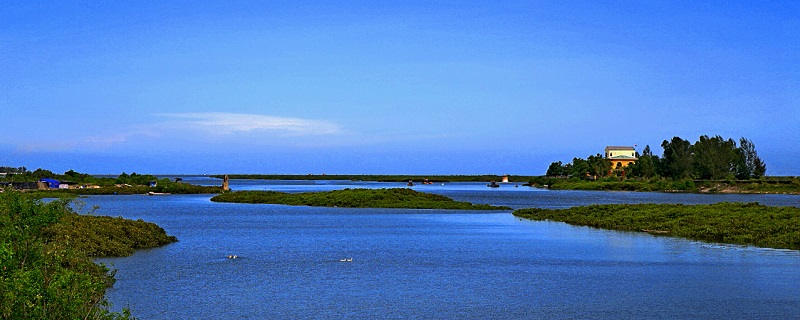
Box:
[94,178,800,319]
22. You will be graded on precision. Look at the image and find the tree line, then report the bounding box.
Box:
[546,135,766,180]
[0,168,160,186]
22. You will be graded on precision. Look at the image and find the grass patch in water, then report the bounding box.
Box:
[513,202,800,250]
[210,188,511,210]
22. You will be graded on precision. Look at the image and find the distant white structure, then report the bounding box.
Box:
[604,146,638,168]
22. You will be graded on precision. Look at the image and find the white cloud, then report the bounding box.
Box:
[16,130,160,153]
[12,113,343,153]
[155,112,343,136]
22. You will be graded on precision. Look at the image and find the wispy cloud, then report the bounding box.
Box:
[13,113,344,153]
[155,112,343,136]
[16,130,160,153]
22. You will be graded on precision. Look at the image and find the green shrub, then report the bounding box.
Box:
[1,190,174,319]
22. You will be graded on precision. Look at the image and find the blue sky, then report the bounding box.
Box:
[2,1,798,175]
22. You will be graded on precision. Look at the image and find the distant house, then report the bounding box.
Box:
[605,146,638,169]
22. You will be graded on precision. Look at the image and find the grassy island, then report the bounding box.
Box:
[211,188,511,210]
[513,202,800,250]
[1,191,177,319]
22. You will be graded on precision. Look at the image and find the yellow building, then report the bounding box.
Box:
[604,146,637,168]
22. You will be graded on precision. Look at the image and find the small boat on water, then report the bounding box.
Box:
[147,192,171,195]
[487,181,500,188]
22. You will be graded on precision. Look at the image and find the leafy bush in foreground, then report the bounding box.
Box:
[1,191,176,319]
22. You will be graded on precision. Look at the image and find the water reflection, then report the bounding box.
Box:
[93,179,800,319]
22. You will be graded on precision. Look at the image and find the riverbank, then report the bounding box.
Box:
[210,188,511,210]
[1,191,177,319]
[21,183,223,198]
[513,202,800,250]
[527,177,800,195]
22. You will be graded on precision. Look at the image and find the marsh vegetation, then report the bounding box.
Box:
[513,202,800,250]
[211,188,511,210]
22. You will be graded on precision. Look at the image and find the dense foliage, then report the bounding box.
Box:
[211,188,511,210]
[1,191,178,319]
[513,202,800,250]
[0,192,128,319]
[544,135,766,181]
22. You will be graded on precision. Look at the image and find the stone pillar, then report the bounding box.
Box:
[223,174,230,191]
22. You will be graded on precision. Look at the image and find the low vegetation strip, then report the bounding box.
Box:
[210,188,511,210]
[527,177,800,194]
[28,182,223,197]
[513,203,800,250]
[212,174,535,182]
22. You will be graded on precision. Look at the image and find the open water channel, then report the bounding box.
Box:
[94,178,800,319]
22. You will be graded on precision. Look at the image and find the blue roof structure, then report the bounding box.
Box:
[39,178,60,189]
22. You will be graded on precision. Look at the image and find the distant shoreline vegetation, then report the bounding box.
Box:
[211,174,535,183]
[1,168,222,196]
[210,188,512,210]
[29,182,223,197]
[513,202,800,250]
[532,135,800,194]
[543,135,767,181]
[527,176,800,194]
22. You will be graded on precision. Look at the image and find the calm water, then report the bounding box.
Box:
[94,179,800,319]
